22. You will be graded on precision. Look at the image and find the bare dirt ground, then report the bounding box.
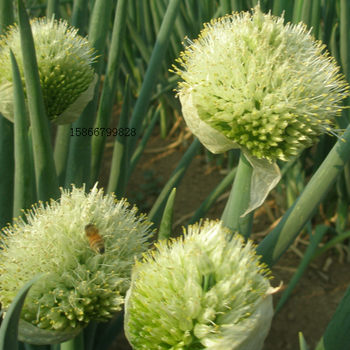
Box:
[99,122,350,350]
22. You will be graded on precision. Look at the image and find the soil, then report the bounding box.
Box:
[99,116,350,350]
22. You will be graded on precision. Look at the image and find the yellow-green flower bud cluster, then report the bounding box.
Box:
[0,185,153,332]
[0,17,97,122]
[125,220,274,350]
[173,6,349,162]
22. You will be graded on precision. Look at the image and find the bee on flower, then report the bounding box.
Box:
[0,184,153,345]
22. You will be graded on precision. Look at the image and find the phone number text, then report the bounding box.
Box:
[70,127,136,137]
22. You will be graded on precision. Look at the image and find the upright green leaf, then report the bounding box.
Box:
[71,0,89,36]
[128,0,183,157]
[315,284,350,350]
[53,0,90,188]
[65,0,114,188]
[53,124,70,188]
[148,138,201,228]
[274,225,328,314]
[340,0,350,82]
[336,171,349,232]
[82,322,97,350]
[300,0,312,26]
[0,0,15,229]
[46,0,60,19]
[312,230,350,260]
[158,188,176,241]
[60,332,84,350]
[10,50,32,218]
[188,166,237,225]
[0,274,46,350]
[299,333,310,350]
[292,0,304,23]
[17,0,59,202]
[24,345,49,350]
[107,77,130,197]
[91,0,128,184]
[309,0,321,40]
[322,0,336,48]
[127,105,160,179]
[257,125,350,267]
[92,313,124,350]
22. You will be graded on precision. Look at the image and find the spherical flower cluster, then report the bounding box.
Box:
[173,6,349,162]
[0,17,98,124]
[0,184,153,344]
[125,220,276,350]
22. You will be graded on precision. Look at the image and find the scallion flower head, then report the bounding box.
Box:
[0,17,98,125]
[173,5,349,162]
[0,184,153,345]
[125,220,278,350]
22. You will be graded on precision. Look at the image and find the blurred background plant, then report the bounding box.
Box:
[0,0,350,349]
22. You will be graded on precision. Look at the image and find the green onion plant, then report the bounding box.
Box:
[0,0,350,350]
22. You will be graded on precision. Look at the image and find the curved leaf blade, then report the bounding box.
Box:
[0,273,46,350]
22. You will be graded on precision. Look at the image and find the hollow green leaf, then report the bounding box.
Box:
[127,105,160,180]
[53,0,90,188]
[272,0,293,22]
[0,114,14,229]
[17,0,59,202]
[128,0,183,156]
[299,332,310,350]
[71,0,89,36]
[93,313,124,350]
[82,322,96,350]
[336,171,349,232]
[107,77,130,197]
[24,345,50,350]
[65,0,114,188]
[310,0,321,39]
[292,0,304,23]
[127,19,151,65]
[300,0,312,26]
[220,0,231,16]
[0,273,46,350]
[340,0,350,82]
[322,0,336,48]
[188,166,237,226]
[158,188,176,241]
[60,332,84,350]
[10,49,32,218]
[312,230,350,260]
[0,0,15,229]
[53,125,70,188]
[148,138,201,229]
[315,284,350,350]
[275,225,328,314]
[46,0,60,19]
[257,125,350,267]
[50,344,60,350]
[91,0,128,184]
